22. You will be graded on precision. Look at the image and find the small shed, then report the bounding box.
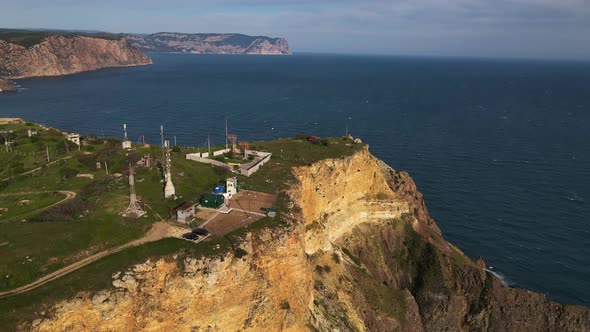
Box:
[200,194,225,208]
[174,202,196,222]
[214,184,225,194]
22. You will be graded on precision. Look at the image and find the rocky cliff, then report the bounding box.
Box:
[0,35,152,79]
[0,78,16,92]
[27,147,589,331]
[127,32,292,55]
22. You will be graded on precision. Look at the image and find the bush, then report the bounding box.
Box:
[234,248,248,259]
[59,167,79,179]
[280,300,290,310]
[332,252,340,264]
[172,146,181,152]
[30,198,93,222]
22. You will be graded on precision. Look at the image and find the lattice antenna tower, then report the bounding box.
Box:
[125,163,145,218]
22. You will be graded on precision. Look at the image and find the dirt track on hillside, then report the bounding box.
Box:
[0,190,77,223]
[0,222,184,299]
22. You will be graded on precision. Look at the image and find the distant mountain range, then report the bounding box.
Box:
[126,32,291,55]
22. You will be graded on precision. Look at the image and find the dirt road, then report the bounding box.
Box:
[0,190,77,223]
[0,222,185,299]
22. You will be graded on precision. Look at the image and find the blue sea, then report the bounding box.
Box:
[1,53,589,306]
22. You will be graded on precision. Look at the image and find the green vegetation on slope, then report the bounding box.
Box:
[0,30,124,48]
[0,120,366,328]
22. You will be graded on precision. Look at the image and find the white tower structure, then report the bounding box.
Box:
[124,164,145,218]
[163,140,176,198]
[226,177,237,196]
[122,124,132,150]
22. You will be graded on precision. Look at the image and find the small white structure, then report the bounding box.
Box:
[226,177,237,196]
[122,124,132,150]
[174,202,195,222]
[66,133,80,146]
[27,129,38,137]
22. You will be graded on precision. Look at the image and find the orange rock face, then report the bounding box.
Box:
[0,35,152,79]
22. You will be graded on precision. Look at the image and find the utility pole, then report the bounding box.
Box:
[225,118,228,150]
[174,135,177,147]
[207,134,211,156]
[104,161,109,175]
[160,125,165,163]
[46,145,50,162]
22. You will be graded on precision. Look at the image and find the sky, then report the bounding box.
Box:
[1,0,590,60]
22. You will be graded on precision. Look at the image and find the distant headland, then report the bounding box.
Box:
[126,32,291,55]
[0,29,291,83]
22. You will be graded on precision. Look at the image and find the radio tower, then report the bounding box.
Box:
[125,163,145,218]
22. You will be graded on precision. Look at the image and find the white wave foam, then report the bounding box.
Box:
[485,267,513,286]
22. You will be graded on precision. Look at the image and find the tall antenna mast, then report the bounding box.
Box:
[163,140,176,198]
[123,124,128,141]
[160,125,165,163]
[124,163,145,218]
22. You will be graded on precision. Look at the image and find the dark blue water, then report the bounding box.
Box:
[2,53,589,306]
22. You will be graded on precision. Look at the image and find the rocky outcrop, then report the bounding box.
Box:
[127,32,292,55]
[28,146,590,331]
[0,78,16,92]
[0,35,152,79]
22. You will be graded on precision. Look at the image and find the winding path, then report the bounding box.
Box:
[0,190,77,223]
[0,222,185,299]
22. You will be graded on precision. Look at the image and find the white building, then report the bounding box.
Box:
[174,202,195,222]
[66,133,80,146]
[226,177,237,196]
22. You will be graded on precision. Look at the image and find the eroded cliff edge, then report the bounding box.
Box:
[0,35,152,79]
[28,147,589,331]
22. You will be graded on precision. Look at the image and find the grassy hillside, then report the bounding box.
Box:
[0,120,365,329]
[0,30,124,48]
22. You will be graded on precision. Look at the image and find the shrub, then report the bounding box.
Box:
[234,247,248,259]
[332,252,341,264]
[172,146,181,152]
[280,300,290,310]
[59,167,79,179]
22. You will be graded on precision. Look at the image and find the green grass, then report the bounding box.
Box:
[0,192,65,222]
[0,30,124,48]
[238,137,364,195]
[0,228,251,330]
[0,188,153,292]
[0,238,204,330]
